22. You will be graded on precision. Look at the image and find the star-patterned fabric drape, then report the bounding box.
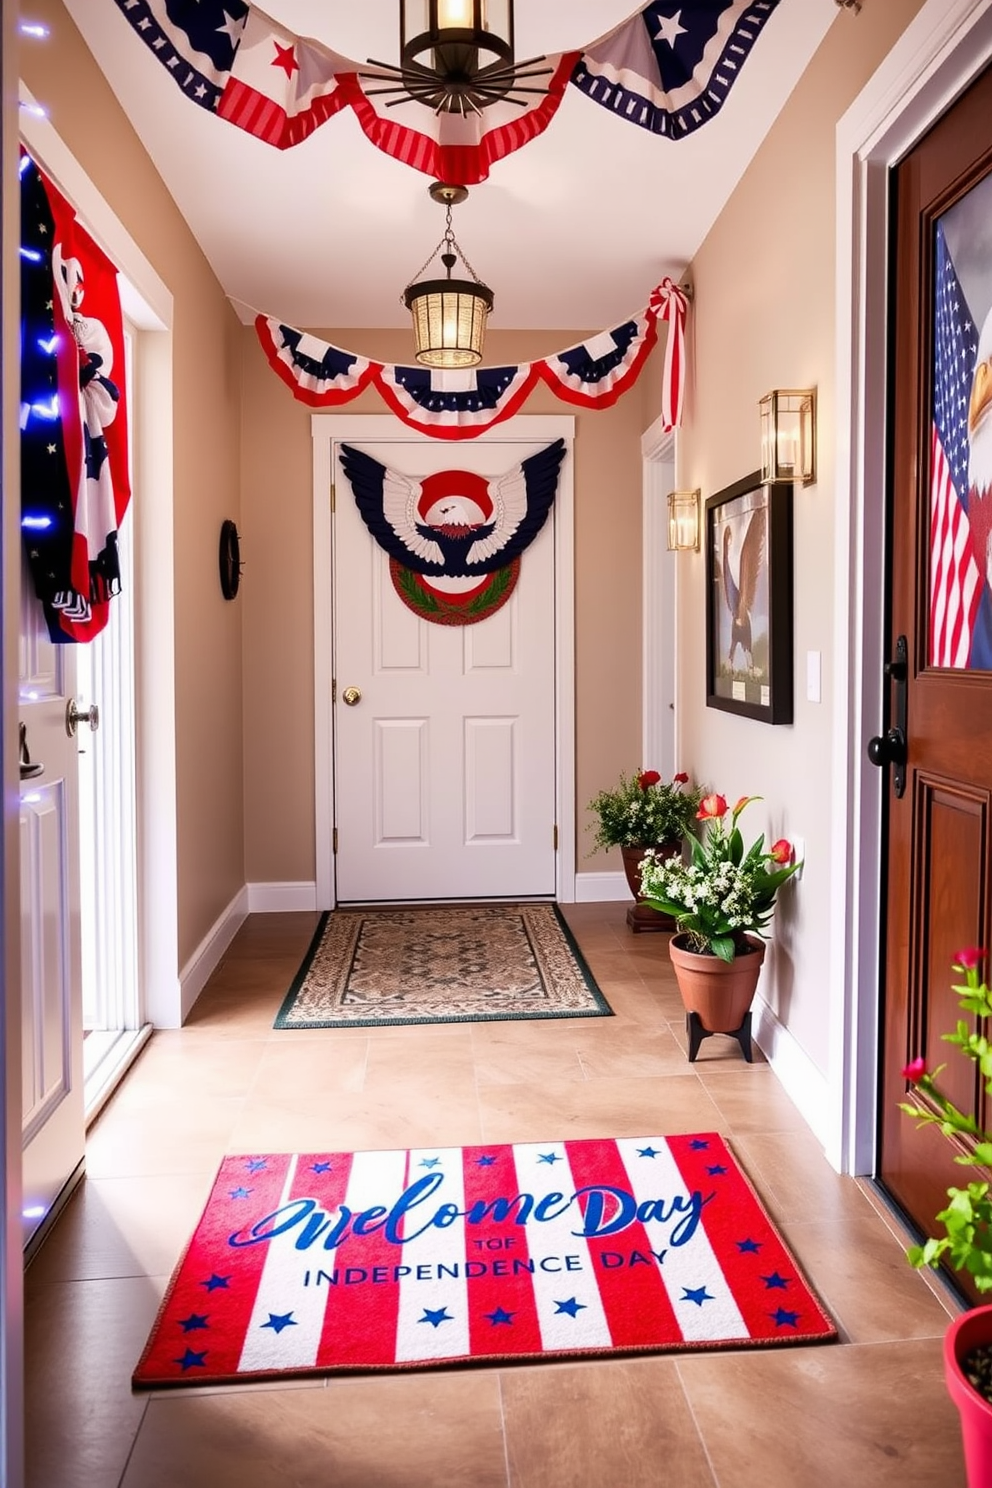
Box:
[111,1,781,182]
[20,153,131,643]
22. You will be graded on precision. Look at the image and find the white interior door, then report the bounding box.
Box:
[332,432,563,902]
[18,553,85,1247]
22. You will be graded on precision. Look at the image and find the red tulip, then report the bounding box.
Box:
[697,793,728,820]
[673,772,689,784]
[901,1057,928,1083]
[638,770,661,789]
[770,839,794,865]
[954,946,987,971]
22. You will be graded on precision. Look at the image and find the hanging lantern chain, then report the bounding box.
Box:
[400,201,486,299]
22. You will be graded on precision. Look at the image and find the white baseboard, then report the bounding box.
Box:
[574,870,629,903]
[751,994,830,1148]
[178,886,249,1023]
[247,881,319,912]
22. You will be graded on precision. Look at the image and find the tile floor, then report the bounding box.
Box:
[25,904,967,1487]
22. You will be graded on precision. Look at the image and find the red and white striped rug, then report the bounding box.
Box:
[133,1133,836,1387]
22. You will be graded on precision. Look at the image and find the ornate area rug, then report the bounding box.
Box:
[274,903,612,1029]
[132,1133,837,1388]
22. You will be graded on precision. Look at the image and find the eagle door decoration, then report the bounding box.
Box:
[339,439,565,626]
[930,170,992,668]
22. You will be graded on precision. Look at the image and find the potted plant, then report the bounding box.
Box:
[587,769,702,932]
[639,793,800,1060]
[900,947,992,1487]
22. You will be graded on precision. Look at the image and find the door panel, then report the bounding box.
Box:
[18,553,84,1246]
[333,435,558,902]
[879,63,992,1297]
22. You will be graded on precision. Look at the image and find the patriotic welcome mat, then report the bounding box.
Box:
[133,1134,836,1388]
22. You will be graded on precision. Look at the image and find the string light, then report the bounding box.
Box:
[19,22,51,39]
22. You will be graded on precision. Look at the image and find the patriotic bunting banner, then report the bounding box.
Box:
[255,279,688,438]
[338,440,565,625]
[571,1,781,141]
[132,1133,836,1387]
[111,1,780,183]
[20,154,131,643]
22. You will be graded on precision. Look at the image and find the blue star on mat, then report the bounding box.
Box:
[174,1348,207,1371]
[420,1157,442,1170]
[553,1297,586,1317]
[245,1159,267,1173]
[311,1161,332,1174]
[201,1274,231,1292]
[476,1155,496,1166]
[484,1307,515,1326]
[761,1272,790,1291]
[538,1152,562,1165]
[771,1308,800,1329]
[178,1314,209,1333]
[229,1186,252,1200]
[682,1286,714,1307]
[420,1307,453,1328]
[689,1139,710,1150]
[736,1238,762,1254]
[636,1146,660,1158]
[706,1164,727,1176]
[261,1312,298,1335]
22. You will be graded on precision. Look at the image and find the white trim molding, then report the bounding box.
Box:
[641,419,677,780]
[574,870,629,904]
[831,0,992,1175]
[178,888,249,1023]
[752,995,830,1147]
[247,882,319,913]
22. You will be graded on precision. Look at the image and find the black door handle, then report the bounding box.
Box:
[867,635,908,798]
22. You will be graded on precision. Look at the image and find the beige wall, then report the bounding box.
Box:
[677,0,927,1071]
[241,325,659,884]
[22,2,245,967]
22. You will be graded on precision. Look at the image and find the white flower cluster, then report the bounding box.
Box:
[640,856,759,928]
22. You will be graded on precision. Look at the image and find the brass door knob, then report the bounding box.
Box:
[66,699,100,737]
[342,686,362,707]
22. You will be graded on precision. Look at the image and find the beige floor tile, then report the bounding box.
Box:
[121,1368,509,1488]
[697,1067,814,1132]
[107,1033,269,1103]
[780,1213,956,1343]
[86,1095,245,1179]
[478,1072,724,1145]
[570,1022,693,1079]
[248,1035,370,1096]
[25,1275,164,1488]
[26,1172,212,1284]
[229,1086,484,1154]
[732,1129,879,1225]
[470,1025,588,1085]
[502,1357,715,1488]
[676,1338,966,1487]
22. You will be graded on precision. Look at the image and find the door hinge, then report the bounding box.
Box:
[330,482,336,513]
[333,827,338,855]
[553,824,558,851]
[332,678,336,704]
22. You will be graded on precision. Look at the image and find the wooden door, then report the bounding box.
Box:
[18,551,86,1248]
[878,63,992,1290]
[332,433,561,903]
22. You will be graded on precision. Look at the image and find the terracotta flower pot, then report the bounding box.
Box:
[620,843,680,933]
[944,1306,992,1487]
[668,931,765,1033]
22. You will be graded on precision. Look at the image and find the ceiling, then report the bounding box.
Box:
[61,0,839,332]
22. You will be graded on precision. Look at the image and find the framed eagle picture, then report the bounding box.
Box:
[705,472,794,725]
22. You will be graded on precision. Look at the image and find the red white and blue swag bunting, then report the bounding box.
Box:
[111,2,781,184]
[339,440,565,626]
[132,1134,836,1387]
[256,280,688,438]
[20,154,131,643]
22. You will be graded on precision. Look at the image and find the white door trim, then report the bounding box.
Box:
[311,412,576,910]
[641,418,676,780]
[831,0,992,1175]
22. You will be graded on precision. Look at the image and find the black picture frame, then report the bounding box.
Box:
[705,471,793,725]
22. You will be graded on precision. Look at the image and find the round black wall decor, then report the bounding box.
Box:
[219,520,242,600]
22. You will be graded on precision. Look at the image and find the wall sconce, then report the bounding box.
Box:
[667,489,701,552]
[759,388,816,486]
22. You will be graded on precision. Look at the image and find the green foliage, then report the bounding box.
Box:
[639,794,800,962]
[900,954,992,1291]
[586,771,702,851]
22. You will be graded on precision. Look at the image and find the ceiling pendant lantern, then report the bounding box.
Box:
[362,1,552,117]
[402,182,493,368]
